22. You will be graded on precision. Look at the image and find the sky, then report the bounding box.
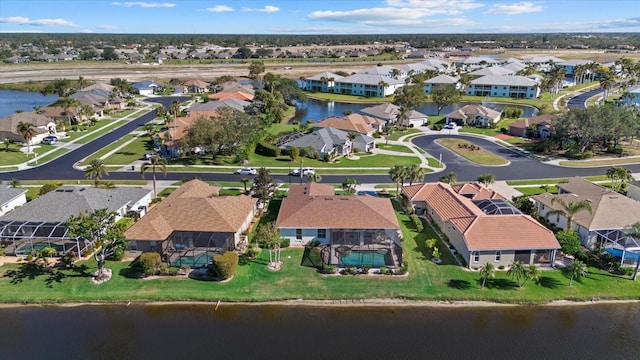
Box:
[0,0,639,34]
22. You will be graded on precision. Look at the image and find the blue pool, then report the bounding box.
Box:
[171,253,211,268]
[338,250,393,267]
[605,248,640,263]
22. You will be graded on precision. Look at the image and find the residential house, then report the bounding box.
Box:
[303,72,344,92]
[360,103,428,128]
[468,66,515,77]
[0,112,58,144]
[0,187,27,216]
[500,61,527,74]
[210,81,255,101]
[314,113,385,136]
[533,177,640,248]
[403,182,560,267]
[124,179,257,267]
[623,85,640,106]
[445,104,502,127]
[466,75,540,99]
[0,186,151,256]
[4,56,29,64]
[558,59,595,77]
[186,98,250,116]
[281,127,374,157]
[333,74,405,97]
[131,80,158,95]
[524,56,566,72]
[507,114,559,138]
[456,56,506,71]
[627,181,640,202]
[423,74,460,94]
[184,79,210,93]
[420,59,450,72]
[276,183,402,268]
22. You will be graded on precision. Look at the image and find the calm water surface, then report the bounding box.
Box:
[0,89,58,118]
[0,303,638,360]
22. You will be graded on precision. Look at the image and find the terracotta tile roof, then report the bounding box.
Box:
[276,183,399,230]
[402,182,485,220]
[314,113,384,135]
[208,91,254,101]
[125,179,257,241]
[454,215,559,251]
[508,114,559,132]
[451,182,505,200]
[184,79,209,88]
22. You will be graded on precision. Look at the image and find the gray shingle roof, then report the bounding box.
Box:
[284,128,373,153]
[425,74,459,84]
[0,186,151,223]
[337,73,405,86]
[0,187,26,206]
[305,72,345,81]
[188,98,249,112]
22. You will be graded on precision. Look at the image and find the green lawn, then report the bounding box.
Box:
[426,157,443,168]
[103,137,155,165]
[387,128,421,141]
[80,134,138,166]
[246,153,421,168]
[559,157,640,167]
[0,147,28,166]
[377,144,414,154]
[17,179,148,186]
[1,206,639,304]
[435,138,509,166]
[513,186,559,196]
[58,119,117,142]
[27,148,69,166]
[307,92,394,104]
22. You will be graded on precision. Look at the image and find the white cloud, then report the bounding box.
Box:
[485,2,543,15]
[0,16,78,27]
[482,17,640,32]
[80,29,95,33]
[0,29,45,33]
[97,24,118,30]
[111,2,176,8]
[385,0,484,11]
[206,5,233,12]
[243,5,280,13]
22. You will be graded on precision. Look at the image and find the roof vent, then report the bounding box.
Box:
[324,197,333,200]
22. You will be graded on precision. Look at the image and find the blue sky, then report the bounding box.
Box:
[1,0,639,34]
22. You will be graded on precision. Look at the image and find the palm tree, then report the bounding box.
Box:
[624,222,640,281]
[143,123,158,140]
[479,262,495,288]
[307,173,322,183]
[396,106,411,128]
[84,159,109,186]
[523,264,542,286]
[390,68,401,79]
[389,165,404,198]
[507,260,527,287]
[378,80,389,96]
[240,178,250,194]
[600,74,615,100]
[439,171,457,185]
[16,121,37,154]
[406,164,424,185]
[546,198,593,231]
[346,132,357,156]
[606,166,633,192]
[476,173,495,187]
[3,138,15,151]
[10,178,20,188]
[62,97,81,127]
[568,259,588,286]
[140,155,167,198]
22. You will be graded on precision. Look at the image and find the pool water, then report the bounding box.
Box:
[605,248,640,263]
[15,243,65,256]
[171,253,211,268]
[339,250,392,267]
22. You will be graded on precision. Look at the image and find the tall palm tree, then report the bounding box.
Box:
[476,173,495,187]
[10,178,20,188]
[439,171,457,185]
[62,97,81,127]
[143,123,158,141]
[479,262,495,288]
[240,178,250,194]
[346,132,357,156]
[600,74,615,100]
[378,80,389,96]
[80,104,94,124]
[546,198,593,232]
[84,159,109,186]
[16,121,37,154]
[406,164,424,185]
[389,165,404,198]
[606,166,633,192]
[568,259,588,286]
[307,173,322,183]
[624,222,640,281]
[140,154,167,198]
[507,260,527,287]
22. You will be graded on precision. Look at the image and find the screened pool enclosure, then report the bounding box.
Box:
[0,220,91,256]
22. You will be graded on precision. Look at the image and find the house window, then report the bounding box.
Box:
[296,229,302,240]
[317,229,326,239]
[473,252,479,263]
[495,251,501,262]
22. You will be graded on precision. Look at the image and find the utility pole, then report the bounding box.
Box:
[299,158,303,184]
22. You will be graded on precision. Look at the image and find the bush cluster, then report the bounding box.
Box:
[256,142,281,157]
[457,143,480,151]
[137,252,162,277]
[213,251,239,280]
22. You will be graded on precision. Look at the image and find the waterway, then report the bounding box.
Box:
[0,303,638,359]
[292,99,537,124]
[0,89,58,118]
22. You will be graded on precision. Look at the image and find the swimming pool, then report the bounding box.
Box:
[171,253,211,268]
[338,250,393,267]
[605,248,640,263]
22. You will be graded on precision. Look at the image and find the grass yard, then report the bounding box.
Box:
[247,153,421,168]
[0,147,28,166]
[387,128,421,141]
[103,137,155,165]
[559,157,640,167]
[377,143,414,154]
[1,205,639,304]
[426,157,443,168]
[80,134,138,165]
[435,138,509,166]
[306,92,394,104]
[27,148,69,166]
[513,186,559,196]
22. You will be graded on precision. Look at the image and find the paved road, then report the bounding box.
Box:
[567,87,603,110]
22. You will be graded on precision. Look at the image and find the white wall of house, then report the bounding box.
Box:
[0,192,27,216]
[233,205,256,246]
[280,228,327,246]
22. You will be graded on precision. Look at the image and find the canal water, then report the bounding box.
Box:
[292,99,537,124]
[0,89,58,118]
[0,303,638,359]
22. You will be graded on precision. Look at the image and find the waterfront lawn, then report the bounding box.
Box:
[1,205,640,304]
[435,138,508,166]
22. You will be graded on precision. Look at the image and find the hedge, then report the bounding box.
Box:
[213,251,239,280]
[256,142,281,157]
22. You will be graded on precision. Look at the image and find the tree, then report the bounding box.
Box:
[66,209,122,280]
[439,171,457,184]
[567,259,588,286]
[430,84,461,115]
[16,121,37,154]
[547,198,593,231]
[507,260,527,287]
[248,60,265,80]
[307,173,322,183]
[479,262,495,288]
[523,264,541,286]
[143,123,158,141]
[84,159,109,186]
[240,178,250,194]
[252,168,277,207]
[406,164,424,185]
[389,165,404,198]
[624,221,640,281]
[378,80,389,96]
[393,84,428,112]
[476,173,495,186]
[62,97,81,126]
[140,155,167,199]
[10,178,20,188]
[3,138,15,151]
[255,222,282,269]
[346,132,357,155]
[599,73,615,100]
[606,166,633,193]
[555,230,582,257]
[341,177,360,194]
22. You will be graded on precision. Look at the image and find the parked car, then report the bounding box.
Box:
[291,167,315,176]
[234,167,257,175]
[143,152,158,160]
[444,123,457,130]
[41,136,58,145]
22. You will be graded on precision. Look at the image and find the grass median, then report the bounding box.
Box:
[435,138,508,166]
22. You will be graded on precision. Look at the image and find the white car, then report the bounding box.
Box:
[444,123,457,130]
[41,136,58,145]
[291,167,315,176]
[235,167,257,175]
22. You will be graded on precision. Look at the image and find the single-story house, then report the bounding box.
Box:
[131,80,158,95]
[507,114,559,139]
[359,103,428,128]
[186,98,250,116]
[533,177,640,249]
[277,183,402,268]
[403,182,560,268]
[445,104,502,127]
[282,127,374,157]
[0,186,152,256]
[314,113,385,136]
[0,112,58,144]
[124,179,257,267]
[183,79,210,93]
[0,187,27,216]
[466,75,540,99]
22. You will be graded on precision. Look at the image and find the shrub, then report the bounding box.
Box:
[396,261,409,275]
[410,214,423,232]
[137,252,161,277]
[255,142,281,157]
[378,266,390,275]
[322,152,330,162]
[107,247,125,261]
[281,237,290,248]
[168,267,179,276]
[342,267,358,275]
[566,151,593,160]
[323,265,337,274]
[212,251,239,280]
[39,183,60,196]
[158,264,169,275]
[26,252,34,262]
[82,246,95,257]
[360,265,370,274]
[503,107,524,118]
